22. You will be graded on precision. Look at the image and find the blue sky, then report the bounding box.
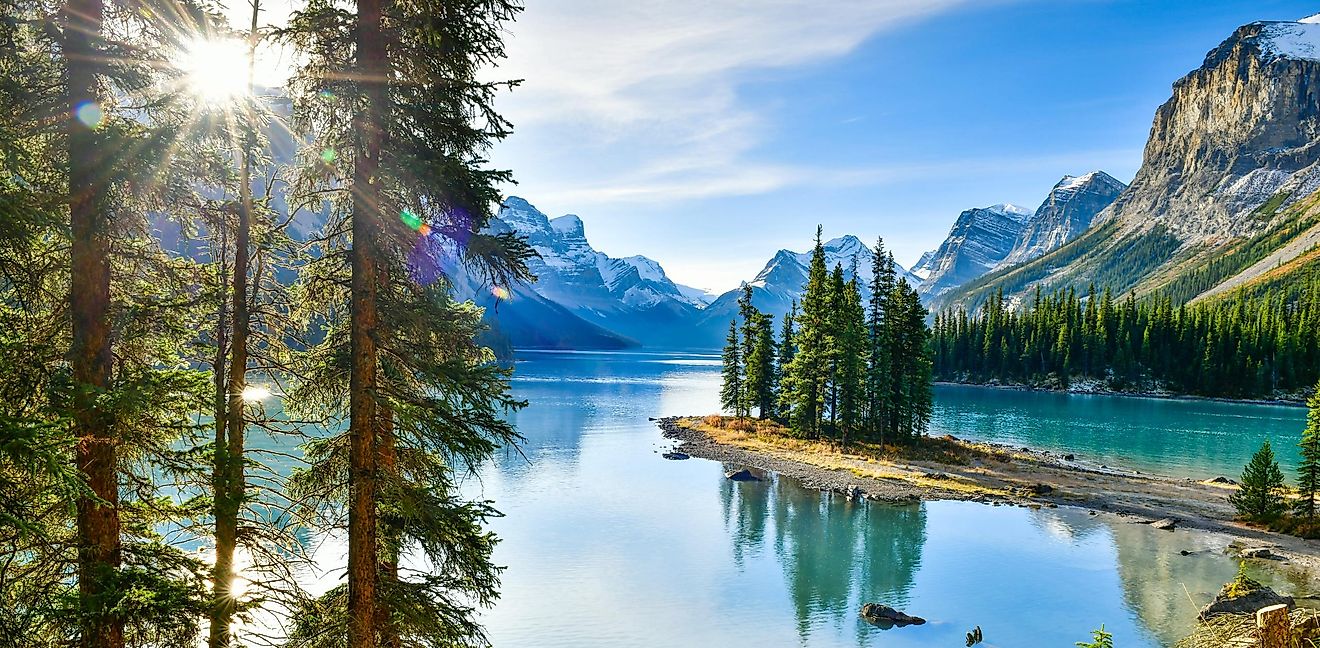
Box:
[488,0,1320,294]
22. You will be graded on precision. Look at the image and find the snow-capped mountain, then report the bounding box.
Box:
[914,204,1032,297]
[909,249,937,281]
[934,16,1320,313]
[485,197,706,347]
[691,235,918,348]
[999,171,1126,267]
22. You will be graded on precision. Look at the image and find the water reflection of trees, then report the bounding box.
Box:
[720,475,927,642]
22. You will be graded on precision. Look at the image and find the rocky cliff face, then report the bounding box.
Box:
[1107,19,1320,241]
[914,204,1031,297]
[1000,171,1126,266]
[931,17,1320,313]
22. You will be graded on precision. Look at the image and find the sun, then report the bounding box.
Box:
[178,37,250,103]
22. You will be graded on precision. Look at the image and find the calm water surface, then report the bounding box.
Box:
[468,351,1309,648]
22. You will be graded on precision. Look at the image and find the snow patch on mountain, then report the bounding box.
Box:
[999,170,1127,267]
[1256,20,1320,61]
[489,197,705,346]
[916,204,1032,297]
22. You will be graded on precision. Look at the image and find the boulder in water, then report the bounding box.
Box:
[1199,574,1294,620]
[859,603,925,628]
[1151,518,1178,531]
[725,468,761,482]
[662,451,690,460]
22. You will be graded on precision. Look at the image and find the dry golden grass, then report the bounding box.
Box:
[678,416,1014,498]
[1175,608,1320,648]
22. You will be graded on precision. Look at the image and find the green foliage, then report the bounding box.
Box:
[1230,440,1288,521]
[725,230,933,445]
[1076,624,1114,648]
[934,277,1320,398]
[720,321,744,417]
[1297,379,1320,519]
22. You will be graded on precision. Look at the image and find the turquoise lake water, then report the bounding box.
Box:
[462,351,1309,647]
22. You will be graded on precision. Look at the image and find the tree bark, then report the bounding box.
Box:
[349,0,386,642]
[67,0,120,644]
[209,5,260,645]
[376,395,400,648]
[209,216,231,648]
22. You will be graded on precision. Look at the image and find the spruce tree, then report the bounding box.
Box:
[281,0,530,645]
[1296,379,1320,519]
[1230,440,1287,521]
[825,264,847,438]
[866,239,895,442]
[784,227,830,438]
[720,321,744,417]
[745,313,777,419]
[776,302,797,422]
[837,276,867,446]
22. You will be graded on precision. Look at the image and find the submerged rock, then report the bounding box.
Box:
[662,451,690,460]
[859,603,926,628]
[725,468,761,482]
[1199,574,1294,620]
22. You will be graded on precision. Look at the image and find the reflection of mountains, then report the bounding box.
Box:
[720,476,926,641]
[1109,519,1251,647]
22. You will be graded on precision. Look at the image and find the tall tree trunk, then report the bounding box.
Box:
[350,0,386,642]
[376,395,400,648]
[67,0,120,645]
[209,5,261,645]
[209,219,231,648]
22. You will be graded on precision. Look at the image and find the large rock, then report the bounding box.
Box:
[859,603,926,628]
[725,468,761,482]
[1199,575,1294,619]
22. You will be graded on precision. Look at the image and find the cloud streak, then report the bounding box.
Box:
[493,0,979,211]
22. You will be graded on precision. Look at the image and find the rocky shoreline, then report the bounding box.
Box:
[935,380,1306,408]
[656,416,1320,580]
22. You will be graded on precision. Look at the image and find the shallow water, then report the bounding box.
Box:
[931,383,1306,479]
[467,351,1309,647]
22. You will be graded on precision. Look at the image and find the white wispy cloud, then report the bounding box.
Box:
[492,0,979,210]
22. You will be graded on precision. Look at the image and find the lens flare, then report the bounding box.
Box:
[400,209,422,230]
[74,101,103,128]
[321,148,336,163]
[491,285,510,300]
[241,385,271,402]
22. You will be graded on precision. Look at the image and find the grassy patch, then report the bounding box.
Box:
[680,416,1017,497]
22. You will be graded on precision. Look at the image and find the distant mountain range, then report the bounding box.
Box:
[476,14,1320,352]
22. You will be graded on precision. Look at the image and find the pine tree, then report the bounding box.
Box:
[1230,440,1288,521]
[784,227,830,438]
[745,313,777,419]
[836,275,867,446]
[737,284,760,418]
[1296,379,1320,519]
[825,264,847,438]
[775,302,797,421]
[866,239,895,442]
[281,0,530,645]
[721,321,744,417]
